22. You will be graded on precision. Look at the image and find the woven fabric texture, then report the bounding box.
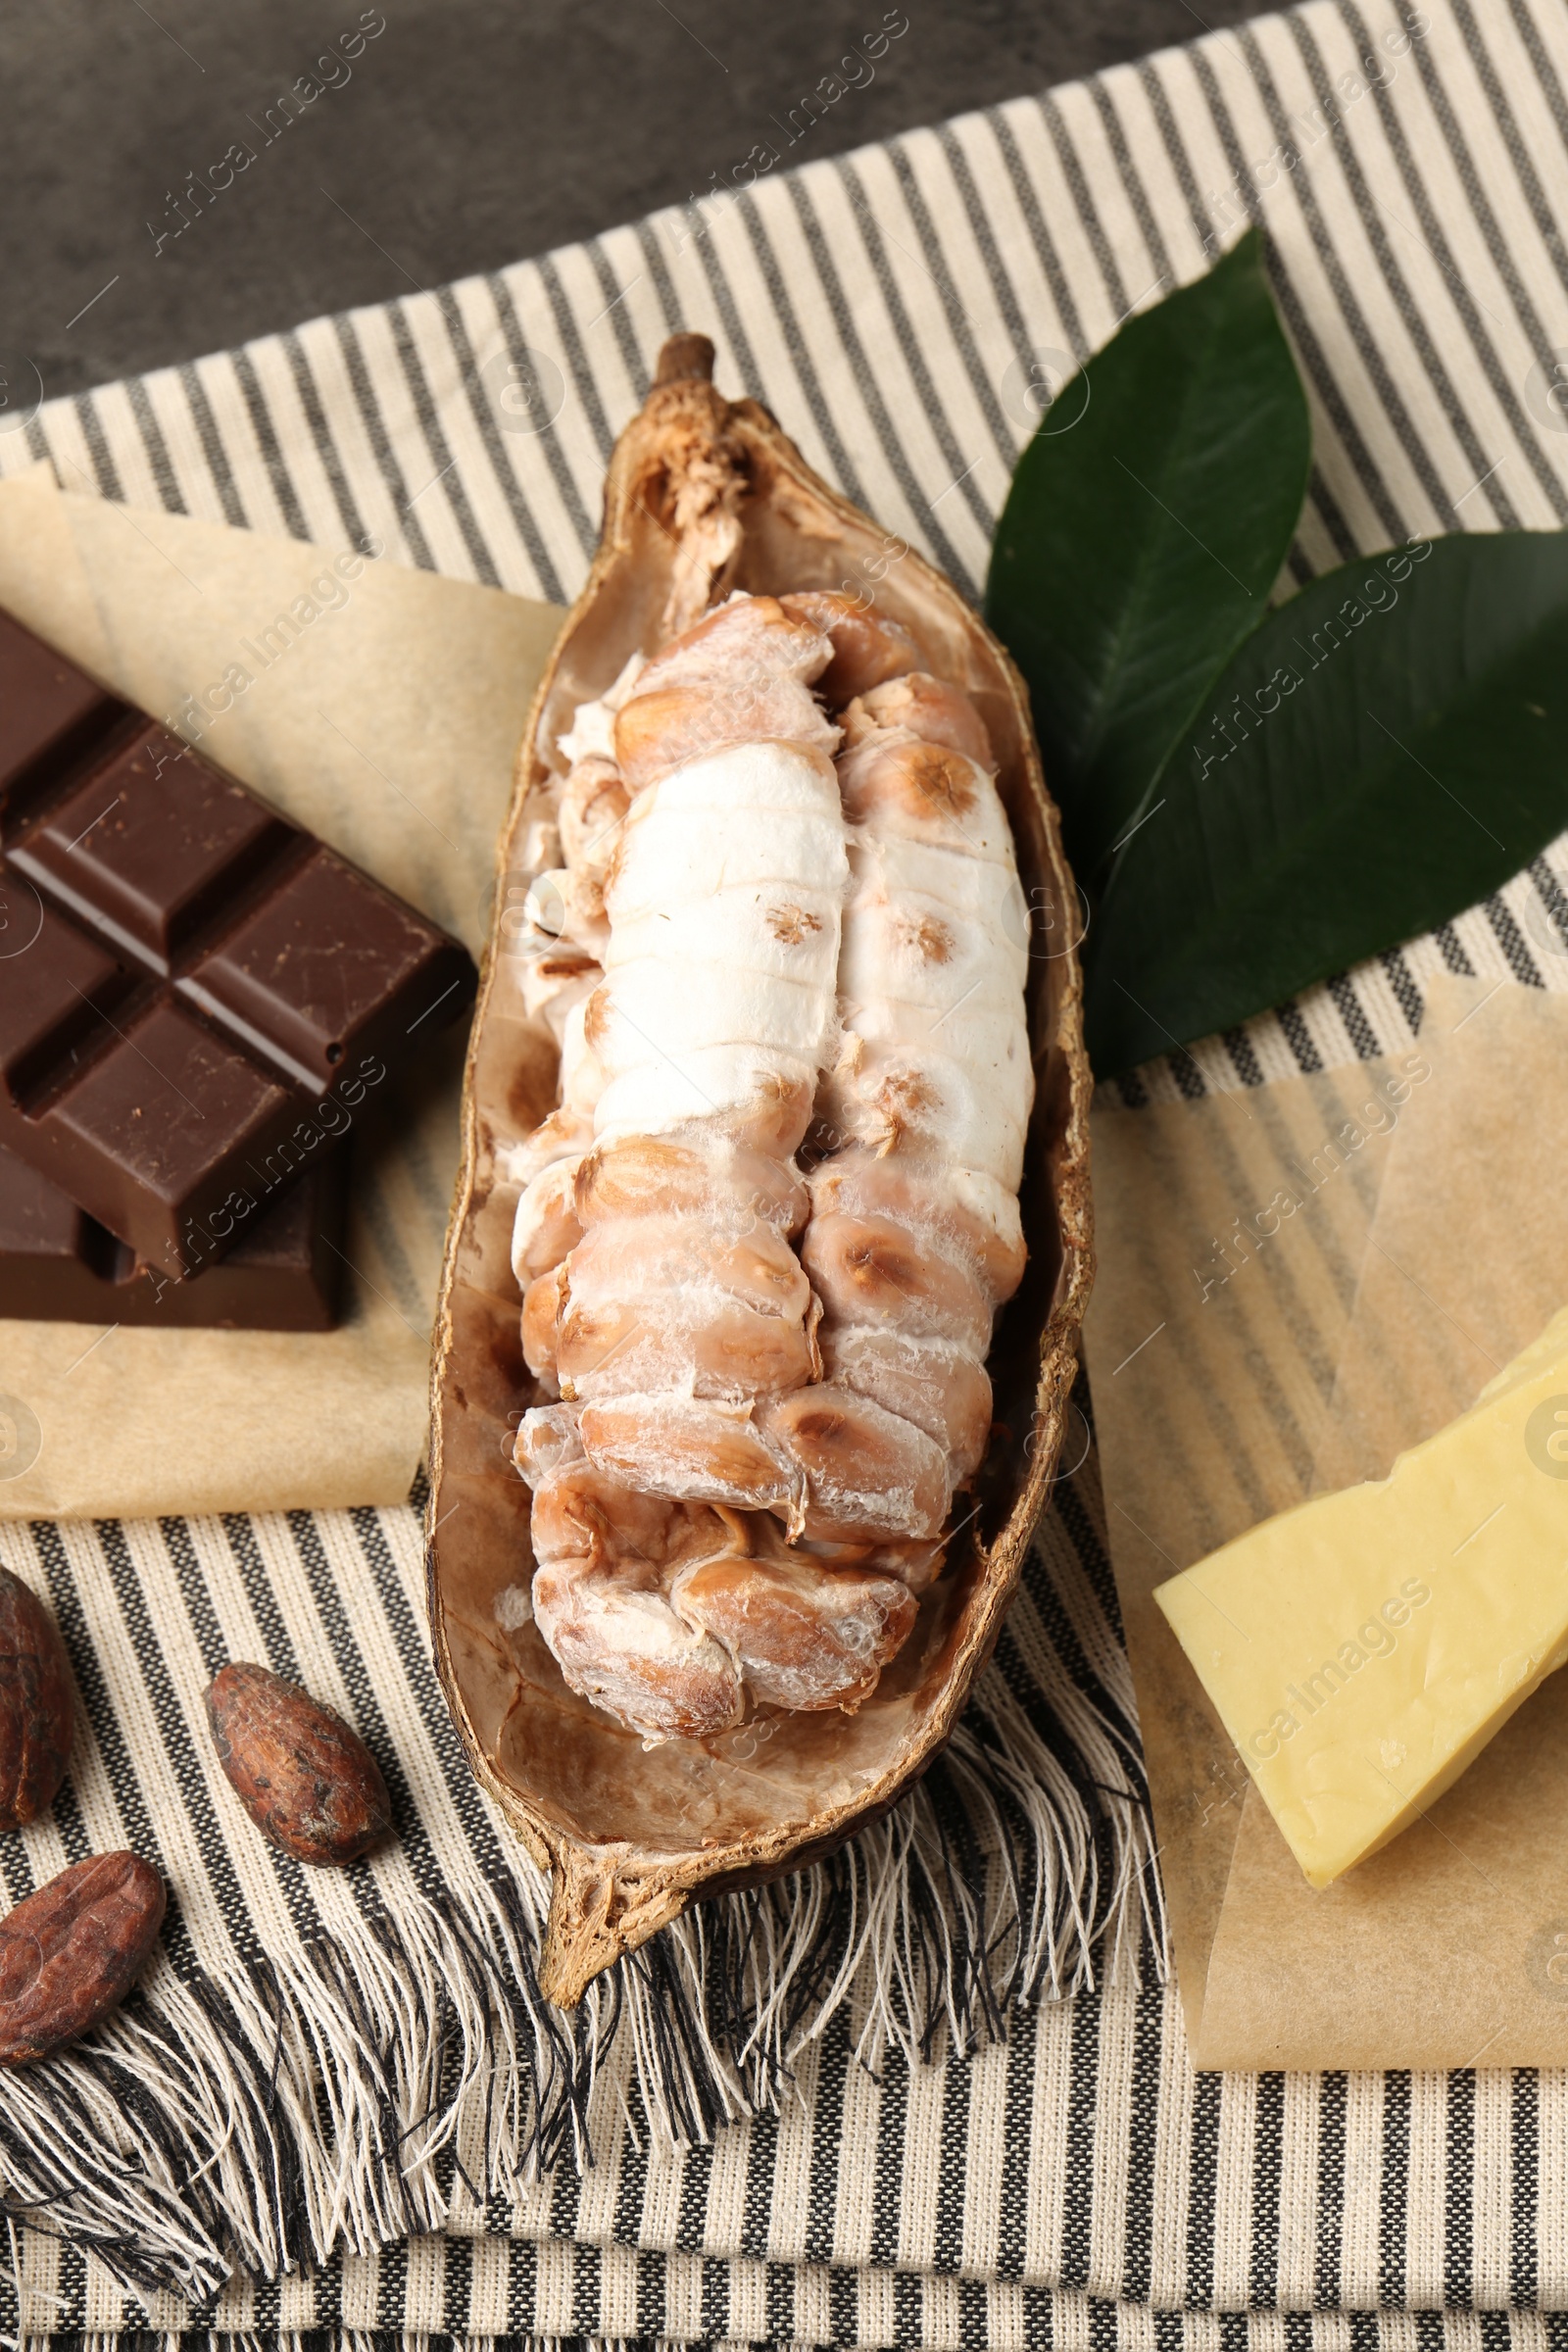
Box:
[3,0,1568,2335]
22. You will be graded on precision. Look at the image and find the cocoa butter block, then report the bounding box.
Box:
[0,1141,348,1331]
[0,609,475,1275]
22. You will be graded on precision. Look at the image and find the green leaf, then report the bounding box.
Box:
[985,228,1311,884]
[1084,530,1568,1076]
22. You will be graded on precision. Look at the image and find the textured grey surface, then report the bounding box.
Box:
[5,0,1262,405]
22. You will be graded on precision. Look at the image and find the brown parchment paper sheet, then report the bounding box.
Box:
[0,467,562,1520]
[1086,976,1568,2068]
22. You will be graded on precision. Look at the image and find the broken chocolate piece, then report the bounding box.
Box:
[0,1141,348,1331]
[0,611,475,1275]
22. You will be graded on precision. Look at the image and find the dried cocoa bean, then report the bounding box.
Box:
[0,1852,165,2066]
[206,1663,391,1866]
[0,1569,74,1831]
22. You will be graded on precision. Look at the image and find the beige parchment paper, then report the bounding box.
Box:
[1086,976,1568,2068]
[0,467,562,1520]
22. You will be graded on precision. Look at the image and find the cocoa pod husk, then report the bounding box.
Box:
[206,1663,391,1866]
[0,1851,165,2065]
[426,332,1095,2005]
[0,1568,74,1832]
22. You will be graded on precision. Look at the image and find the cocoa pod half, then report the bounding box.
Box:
[206,1663,391,1866]
[0,1852,166,2066]
[0,1569,74,1832]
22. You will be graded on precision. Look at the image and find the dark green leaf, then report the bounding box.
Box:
[985,228,1311,885]
[1084,530,1568,1076]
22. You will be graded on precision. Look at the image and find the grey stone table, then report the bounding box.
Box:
[7,0,1258,403]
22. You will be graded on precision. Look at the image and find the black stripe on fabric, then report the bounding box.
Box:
[507,2232,537,2332]
[612,2075,652,2250]
[1035,93,1132,319]
[931,2020,975,2275]
[1056,1991,1102,2291]
[1166,1046,1208,1101]
[1283,2298,1314,2352]
[1222,1026,1268,1088]
[1119,1988,1166,2303]
[781,174,980,599]
[1354,0,1568,521]
[705,2248,738,2342]
[547,2111,584,2242]
[1051,1456,1136,1654]
[1347,2312,1380,2352]
[1446,2068,1475,2305]
[734,189,871,512]
[1250,2071,1285,2308]
[1434,920,1477,975]
[1453,0,1568,288]
[1483,894,1545,987]
[282,329,375,553]
[230,349,313,539]
[763,2254,794,2344]
[98,1520,274,1969]
[1180,44,1412,549]
[1276,1000,1326,1075]
[1185,2064,1223,2306]
[585,235,654,404]
[894,2264,924,2344]
[374,2234,408,2333]
[1327,974,1383,1059]
[1304,464,1359,562]
[1218,2312,1250,2352]
[176,361,251,527]
[1531,854,1568,951]
[1512,2067,1539,2306]
[570,2233,601,2334]
[983,107,1091,365]
[1086,76,1176,293]
[124,377,187,514]
[535,252,617,466]
[1314,2070,1348,2307]
[634,220,686,337]
[329,314,438,571]
[801,2007,853,2265]
[25,1523,172,1936]
[1379,947,1425,1036]
[934,123,1047,397]
[1412,2308,1446,2352]
[882,139,1021,474]
[250,2256,281,2331]
[1152,2295,1189,2352]
[441,2229,472,2335]
[995,1996,1040,2281]
[385,300,504,586]
[832,150,1003,540]
[737,2098,780,2262]
[1379,2069,1410,2306]
[1272,11,1517,530]
[674,2135,715,2253]
[20,414,54,476]
[1502,0,1568,209]
[485,270,594,586]
[1133,58,1212,259]
[959,2272,990,2349]
[828,2258,858,2349]
[70,394,125,504]
[866,2036,910,2268]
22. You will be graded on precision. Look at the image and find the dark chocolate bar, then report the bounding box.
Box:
[0,1141,348,1331]
[0,610,475,1276]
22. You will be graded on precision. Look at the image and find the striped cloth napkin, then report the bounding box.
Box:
[3,0,1568,2338]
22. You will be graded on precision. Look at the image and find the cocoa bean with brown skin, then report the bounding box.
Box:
[0,1852,165,2066]
[0,1569,74,1831]
[206,1663,391,1866]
